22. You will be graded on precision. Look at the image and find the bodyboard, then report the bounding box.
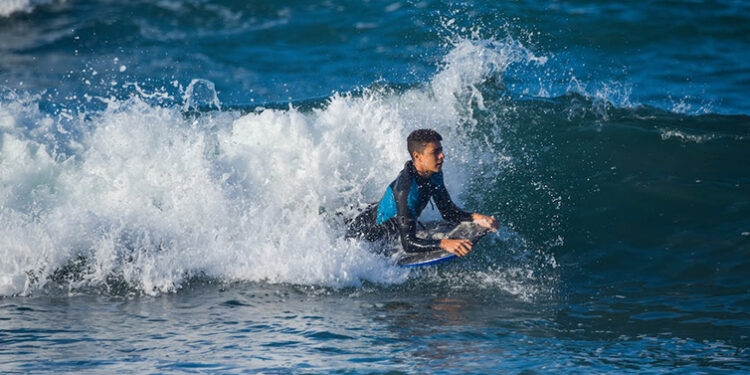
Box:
[395,221,491,267]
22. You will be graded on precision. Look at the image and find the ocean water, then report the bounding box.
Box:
[1,0,749,373]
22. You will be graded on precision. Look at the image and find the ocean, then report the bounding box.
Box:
[1,0,749,373]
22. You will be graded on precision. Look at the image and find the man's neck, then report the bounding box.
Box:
[411,161,433,178]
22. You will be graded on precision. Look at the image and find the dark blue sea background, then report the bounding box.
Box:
[1,0,749,373]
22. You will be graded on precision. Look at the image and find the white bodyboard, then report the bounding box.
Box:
[394,221,491,267]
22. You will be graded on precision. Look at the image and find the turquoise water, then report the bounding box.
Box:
[1,1,749,373]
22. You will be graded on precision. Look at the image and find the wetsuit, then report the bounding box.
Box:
[347,161,472,253]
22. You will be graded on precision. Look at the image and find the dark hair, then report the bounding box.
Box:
[407,129,442,158]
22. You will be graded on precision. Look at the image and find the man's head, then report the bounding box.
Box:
[407,129,444,175]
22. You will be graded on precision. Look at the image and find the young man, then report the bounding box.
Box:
[347,129,498,257]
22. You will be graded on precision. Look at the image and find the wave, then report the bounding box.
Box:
[0,36,554,297]
[4,28,747,298]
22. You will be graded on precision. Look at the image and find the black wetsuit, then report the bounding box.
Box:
[347,161,472,253]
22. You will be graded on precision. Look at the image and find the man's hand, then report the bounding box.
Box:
[472,213,499,231]
[440,238,473,257]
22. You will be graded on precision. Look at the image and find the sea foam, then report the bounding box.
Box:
[0,0,55,17]
[0,36,545,296]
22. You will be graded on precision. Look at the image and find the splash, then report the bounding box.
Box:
[564,77,635,121]
[0,35,552,297]
[183,79,221,111]
[413,227,560,302]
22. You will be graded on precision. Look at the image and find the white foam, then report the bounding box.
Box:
[658,129,749,143]
[659,129,715,143]
[0,0,55,17]
[0,36,543,296]
[668,96,714,116]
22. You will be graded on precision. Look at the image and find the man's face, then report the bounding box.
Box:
[414,141,445,174]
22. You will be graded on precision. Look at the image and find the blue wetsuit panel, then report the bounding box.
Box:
[376,186,396,225]
[376,180,419,224]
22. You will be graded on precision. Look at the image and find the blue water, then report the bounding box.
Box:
[1,1,750,373]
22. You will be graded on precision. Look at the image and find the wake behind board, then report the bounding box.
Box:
[395,221,491,267]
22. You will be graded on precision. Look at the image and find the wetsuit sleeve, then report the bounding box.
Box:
[394,179,442,253]
[433,180,473,223]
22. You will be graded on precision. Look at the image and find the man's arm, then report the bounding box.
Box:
[432,178,473,222]
[433,176,499,230]
[393,179,484,256]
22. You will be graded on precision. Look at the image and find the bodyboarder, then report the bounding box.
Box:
[346,129,498,257]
